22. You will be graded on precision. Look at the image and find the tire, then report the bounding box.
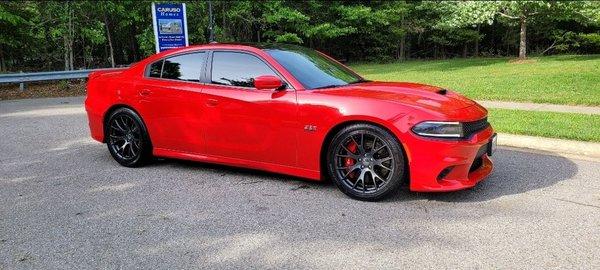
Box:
[326,123,406,201]
[105,107,152,167]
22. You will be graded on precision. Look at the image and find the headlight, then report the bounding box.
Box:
[411,121,463,138]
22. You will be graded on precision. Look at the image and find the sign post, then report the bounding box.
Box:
[151,3,189,53]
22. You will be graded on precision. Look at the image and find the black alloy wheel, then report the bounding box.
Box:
[327,123,406,201]
[105,107,152,167]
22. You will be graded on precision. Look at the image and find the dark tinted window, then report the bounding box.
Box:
[161,52,205,82]
[211,52,277,87]
[265,47,361,89]
[149,60,162,78]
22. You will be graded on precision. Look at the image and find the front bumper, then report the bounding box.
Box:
[404,126,495,192]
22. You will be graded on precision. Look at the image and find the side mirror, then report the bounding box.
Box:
[254,75,284,91]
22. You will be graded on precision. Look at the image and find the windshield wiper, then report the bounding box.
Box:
[311,79,371,90]
[311,84,345,90]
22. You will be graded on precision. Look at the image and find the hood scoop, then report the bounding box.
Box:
[436,89,448,95]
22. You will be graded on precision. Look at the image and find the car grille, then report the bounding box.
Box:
[469,144,488,172]
[463,117,490,138]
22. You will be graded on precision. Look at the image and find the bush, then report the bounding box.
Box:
[578,33,600,53]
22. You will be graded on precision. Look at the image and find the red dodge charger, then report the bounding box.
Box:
[85,43,496,200]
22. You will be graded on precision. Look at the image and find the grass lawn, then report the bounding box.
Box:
[350,55,600,106]
[488,108,600,142]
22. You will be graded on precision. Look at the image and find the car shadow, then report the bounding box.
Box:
[385,148,579,203]
[147,147,578,203]
[147,158,334,189]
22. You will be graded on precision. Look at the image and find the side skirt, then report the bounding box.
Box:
[153,147,322,181]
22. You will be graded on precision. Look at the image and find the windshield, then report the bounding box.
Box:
[265,46,363,89]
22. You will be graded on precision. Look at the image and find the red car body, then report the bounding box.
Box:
[85,43,494,192]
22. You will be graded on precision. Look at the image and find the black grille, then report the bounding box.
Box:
[469,157,483,172]
[463,117,490,138]
[469,144,488,172]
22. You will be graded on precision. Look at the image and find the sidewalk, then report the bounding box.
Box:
[476,100,600,115]
[498,133,600,162]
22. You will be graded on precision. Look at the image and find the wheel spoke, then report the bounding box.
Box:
[353,169,366,190]
[360,133,365,153]
[361,175,366,193]
[376,163,393,171]
[110,134,125,140]
[371,171,378,189]
[371,137,379,152]
[372,144,385,154]
[128,143,135,156]
[372,170,387,183]
[132,140,141,150]
[111,123,126,133]
[350,135,364,154]
[121,117,131,132]
[336,153,358,160]
[341,144,356,155]
[375,157,392,164]
[342,164,360,179]
[115,117,127,131]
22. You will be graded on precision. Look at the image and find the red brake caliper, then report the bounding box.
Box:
[345,141,358,178]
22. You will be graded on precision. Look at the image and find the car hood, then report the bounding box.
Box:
[314,81,477,112]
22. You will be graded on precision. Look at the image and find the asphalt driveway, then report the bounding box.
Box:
[1,96,599,269]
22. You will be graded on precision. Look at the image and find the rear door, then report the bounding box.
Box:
[135,51,209,154]
[201,51,298,166]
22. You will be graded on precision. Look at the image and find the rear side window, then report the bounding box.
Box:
[211,52,277,87]
[147,52,206,82]
[149,61,162,78]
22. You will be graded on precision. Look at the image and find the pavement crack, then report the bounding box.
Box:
[553,198,600,210]
[238,180,264,185]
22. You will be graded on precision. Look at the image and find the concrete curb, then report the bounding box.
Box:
[497,133,600,162]
[477,100,600,115]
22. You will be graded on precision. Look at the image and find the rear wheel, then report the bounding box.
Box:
[326,124,406,201]
[105,108,152,167]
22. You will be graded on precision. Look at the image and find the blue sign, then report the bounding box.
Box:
[152,3,189,53]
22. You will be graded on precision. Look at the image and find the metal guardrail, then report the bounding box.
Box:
[0,68,126,90]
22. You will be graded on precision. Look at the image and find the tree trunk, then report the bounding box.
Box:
[130,24,139,62]
[67,4,74,70]
[0,45,5,72]
[64,36,69,71]
[519,15,527,59]
[474,25,480,57]
[222,2,226,39]
[104,12,116,67]
[399,34,406,61]
[463,43,468,58]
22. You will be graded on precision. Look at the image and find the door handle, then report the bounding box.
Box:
[206,98,219,107]
[139,89,152,97]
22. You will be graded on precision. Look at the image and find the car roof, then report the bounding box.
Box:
[166,42,306,54]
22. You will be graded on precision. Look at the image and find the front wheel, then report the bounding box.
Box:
[326,124,406,201]
[105,107,152,167]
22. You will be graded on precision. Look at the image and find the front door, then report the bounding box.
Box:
[202,51,298,166]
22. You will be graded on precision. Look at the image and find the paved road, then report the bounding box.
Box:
[1,96,599,269]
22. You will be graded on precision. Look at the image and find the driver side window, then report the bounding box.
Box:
[211,52,278,88]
